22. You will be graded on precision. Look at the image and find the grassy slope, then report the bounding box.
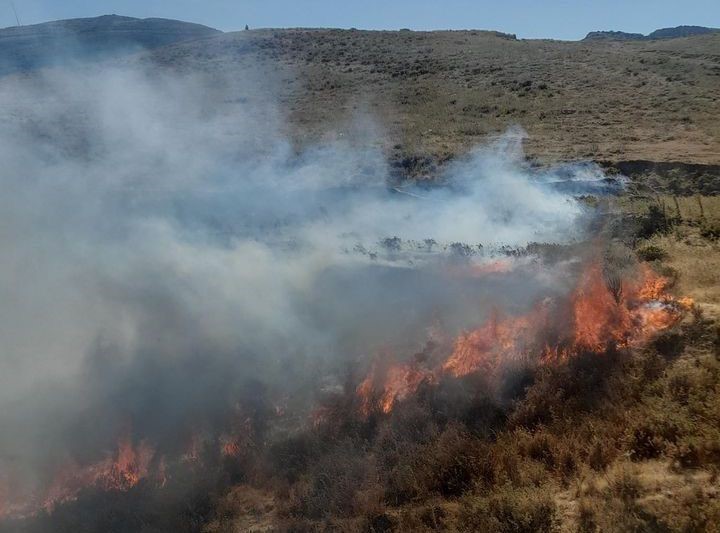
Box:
[199,198,720,533]
[3,26,719,533]
[141,30,720,531]
[145,29,720,166]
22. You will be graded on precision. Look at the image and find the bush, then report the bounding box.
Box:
[700,220,720,241]
[418,424,485,497]
[636,244,667,262]
[280,442,381,521]
[637,204,672,239]
[458,487,555,533]
[627,414,679,459]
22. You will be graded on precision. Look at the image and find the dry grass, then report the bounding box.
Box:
[135,29,720,165]
[621,195,720,223]
[620,195,720,320]
[203,486,276,533]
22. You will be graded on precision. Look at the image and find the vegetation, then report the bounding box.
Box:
[5,186,719,533]
[2,22,720,532]
[259,190,719,532]
[141,29,720,167]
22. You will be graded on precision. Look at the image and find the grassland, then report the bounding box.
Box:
[183,193,720,532]
[144,29,720,168]
[2,23,719,533]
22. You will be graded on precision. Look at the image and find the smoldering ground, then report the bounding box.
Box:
[0,63,603,501]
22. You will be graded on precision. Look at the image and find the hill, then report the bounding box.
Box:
[0,14,220,74]
[583,30,645,41]
[648,25,720,39]
[137,28,720,167]
[0,17,719,533]
[584,25,719,42]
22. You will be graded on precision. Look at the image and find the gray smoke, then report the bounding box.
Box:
[0,63,602,494]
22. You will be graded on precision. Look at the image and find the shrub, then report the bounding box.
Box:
[700,220,720,241]
[419,424,485,497]
[627,415,678,459]
[458,487,555,533]
[636,244,667,262]
[637,204,671,239]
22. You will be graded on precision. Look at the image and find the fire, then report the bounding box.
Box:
[470,259,516,276]
[356,359,436,414]
[1,258,693,521]
[220,416,254,458]
[182,433,203,463]
[357,259,689,415]
[0,430,163,520]
[443,306,549,378]
[570,263,633,351]
[379,363,436,413]
[42,433,156,513]
[636,265,672,301]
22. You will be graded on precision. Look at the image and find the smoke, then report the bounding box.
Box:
[0,63,600,492]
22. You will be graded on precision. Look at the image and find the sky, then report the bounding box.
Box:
[1,0,719,40]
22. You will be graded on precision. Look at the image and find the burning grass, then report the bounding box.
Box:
[2,164,719,532]
[3,241,714,532]
[355,258,690,418]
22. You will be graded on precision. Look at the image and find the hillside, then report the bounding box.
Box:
[0,16,719,533]
[0,21,718,167]
[0,15,220,74]
[584,25,719,41]
[135,28,720,167]
[583,31,645,41]
[649,25,720,39]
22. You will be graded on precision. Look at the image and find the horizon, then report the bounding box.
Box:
[0,0,719,41]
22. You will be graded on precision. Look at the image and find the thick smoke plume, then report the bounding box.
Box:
[0,64,603,503]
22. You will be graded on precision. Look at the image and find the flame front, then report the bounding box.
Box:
[357,260,690,414]
[0,259,692,520]
[41,433,156,514]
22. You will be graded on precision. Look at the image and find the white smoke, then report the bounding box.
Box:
[0,63,599,483]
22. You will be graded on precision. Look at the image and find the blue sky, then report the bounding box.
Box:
[2,0,719,40]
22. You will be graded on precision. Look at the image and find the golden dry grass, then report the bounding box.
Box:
[620,195,720,319]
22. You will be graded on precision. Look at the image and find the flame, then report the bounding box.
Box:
[41,433,156,513]
[470,259,516,275]
[220,416,254,458]
[1,259,692,520]
[570,263,633,351]
[443,306,549,378]
[379,363,436,413]
[182,433,202,463]
[356,359,436,414]
[356,260,688,415]
[0,431,163,519]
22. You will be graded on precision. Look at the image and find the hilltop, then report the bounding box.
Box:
[584,25,719,41]
[0,14,220,74]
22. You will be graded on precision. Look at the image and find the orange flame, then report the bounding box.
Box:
[443,305,549,378]
[41,433,156,513]
[356,260,688,415]
[356,359,436,414]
